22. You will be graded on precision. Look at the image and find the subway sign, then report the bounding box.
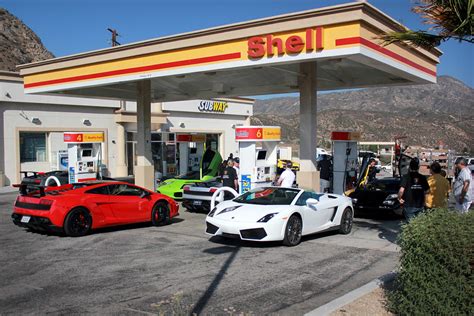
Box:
[198,100,229,113]
[248,27,324,58]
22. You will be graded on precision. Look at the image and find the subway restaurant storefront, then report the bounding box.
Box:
[119,98,252,179]
[18,1,440,190]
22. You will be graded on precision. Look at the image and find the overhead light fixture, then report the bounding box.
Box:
[212,83,229,94]
[179,122,185,128]
[82,119,92,126]
[31,117,41,125]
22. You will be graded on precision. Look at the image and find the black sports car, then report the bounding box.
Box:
[347,154,413,217]
[20,170,134,192]
[349,177,402,216]
[20,170,69,190]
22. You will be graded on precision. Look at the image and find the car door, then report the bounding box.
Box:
[108,184,151,223]
[84,185,115,226]
[316,194,343,224]
[295,192,338,234]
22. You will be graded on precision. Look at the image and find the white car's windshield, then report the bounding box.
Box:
[233,187,299,205]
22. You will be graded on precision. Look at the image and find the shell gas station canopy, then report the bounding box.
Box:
[17,1,441,190]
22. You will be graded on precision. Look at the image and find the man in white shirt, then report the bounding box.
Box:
[453,157,472,213]
[233,157,240,175]
[277,162,296,188]
[233,157,240,192]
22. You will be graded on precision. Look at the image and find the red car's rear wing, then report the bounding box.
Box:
[13,183,46,197]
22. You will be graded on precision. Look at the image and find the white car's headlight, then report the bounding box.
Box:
[208,207,217,217]
[257,213,278,223]
[386,194,398,199]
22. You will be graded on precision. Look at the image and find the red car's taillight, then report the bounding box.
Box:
[39,199,53,206]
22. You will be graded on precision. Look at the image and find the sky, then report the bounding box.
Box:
[1,0,473,90]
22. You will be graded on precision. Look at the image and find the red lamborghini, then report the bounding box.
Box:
[11,181,179,237]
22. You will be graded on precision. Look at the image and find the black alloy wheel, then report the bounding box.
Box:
[339,207,353,235]
[64,208,92,237]
[151,202,171,226]
[283,214,302,246]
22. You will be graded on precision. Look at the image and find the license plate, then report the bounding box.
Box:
[193,200,202,206]
[21,216,31,223]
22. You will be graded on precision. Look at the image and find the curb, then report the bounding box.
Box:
[0,187,18,195]
[304,271,397,316]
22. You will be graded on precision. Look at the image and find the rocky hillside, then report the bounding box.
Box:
[0,8,54,71]
[252,76,474,152]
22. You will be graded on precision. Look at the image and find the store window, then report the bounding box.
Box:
[126,132,177,178]
[20,132,47,162]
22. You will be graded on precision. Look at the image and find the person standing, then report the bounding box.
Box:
[452,157,472,213]
[233,157,240,176]
[221,159,238,199]
[233,157,240,193]
[398,158,430,221]
[317,155,332,192]
[367,158,378,183]
[425,161,450,209]
[277,161,295,188]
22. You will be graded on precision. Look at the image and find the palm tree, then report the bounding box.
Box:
[381,0,473,49]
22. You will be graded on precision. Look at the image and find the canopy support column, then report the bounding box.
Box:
[297,62,320,191]
[134,80,154,189]
[114,122,128,177]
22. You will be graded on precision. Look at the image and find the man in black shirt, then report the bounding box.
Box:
[221,159,238,199]
[317,155,332,192]
[398,158,430,221]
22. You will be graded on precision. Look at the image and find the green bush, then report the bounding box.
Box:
[388,208,473,315]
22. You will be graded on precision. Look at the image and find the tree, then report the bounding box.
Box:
[381,0,473,49]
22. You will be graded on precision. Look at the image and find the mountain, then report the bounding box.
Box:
[252,76,474,152]
[0,7,471,152]
[0,8,54,71]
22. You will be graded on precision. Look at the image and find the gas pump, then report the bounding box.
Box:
[176,134,206,174]
[331,131,360,195]
[235,126,281,193]
[63,132,104,183]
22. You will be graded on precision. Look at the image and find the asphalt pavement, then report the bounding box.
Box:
[0,191,401,315]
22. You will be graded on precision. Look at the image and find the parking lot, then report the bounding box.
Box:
[0,191,401,315]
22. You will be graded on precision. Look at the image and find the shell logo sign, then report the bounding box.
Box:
[248,27,324,58]
[235,126,281,142]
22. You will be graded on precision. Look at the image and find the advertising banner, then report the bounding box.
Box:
[64,132,105,143]
[235,126,281,142]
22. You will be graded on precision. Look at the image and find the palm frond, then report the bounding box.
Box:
[380,31,442,49]
[379,0,473,49]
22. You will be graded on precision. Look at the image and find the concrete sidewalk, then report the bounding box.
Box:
[0,186,17,194]
[305,272,397,316]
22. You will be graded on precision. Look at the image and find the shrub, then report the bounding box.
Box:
[388,208,473,315]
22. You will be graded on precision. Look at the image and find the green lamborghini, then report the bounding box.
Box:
[157,148,222,199]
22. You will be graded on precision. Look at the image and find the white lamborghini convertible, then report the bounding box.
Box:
[205,186,354,246]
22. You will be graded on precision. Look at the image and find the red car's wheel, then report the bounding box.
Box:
[152,201,171,226]
[64,207,92,237]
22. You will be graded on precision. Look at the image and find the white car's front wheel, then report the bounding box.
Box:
[283,215,302,246]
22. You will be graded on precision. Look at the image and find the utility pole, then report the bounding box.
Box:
[107,28,121,47]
